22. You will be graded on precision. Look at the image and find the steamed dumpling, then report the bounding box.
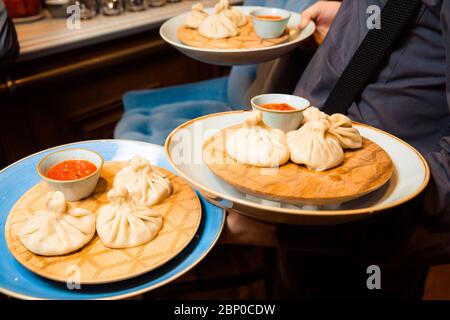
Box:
[19,191,96,256]
[287,119,344,171]
[185,3,208,29]
[302,106,327,123]
[328,113,363,149]
[215,0,247,27]
[198,10,239,39]
[96,187,163,249]
[114,155,172,207]
[302,107,363,149]
[226,111,290,167]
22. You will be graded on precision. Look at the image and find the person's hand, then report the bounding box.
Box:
[299,1,342,45]
[219,210,278,247]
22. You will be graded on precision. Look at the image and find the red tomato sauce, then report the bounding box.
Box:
[256,15,282,20]
[261,103,297,111]
[46,160,97,181]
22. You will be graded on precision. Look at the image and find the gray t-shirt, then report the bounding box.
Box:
[294,0,450,219]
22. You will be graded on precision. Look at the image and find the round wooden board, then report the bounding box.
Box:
[5,161,202,285]
[202,126,394,205]
[176,18,290,50]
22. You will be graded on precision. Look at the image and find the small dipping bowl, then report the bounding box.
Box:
[37,148,104,201]
[251,94,310,132]
[250,8,291,39]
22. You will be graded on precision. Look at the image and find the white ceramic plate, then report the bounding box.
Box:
[165,111,430,225]
[159,6,316,66]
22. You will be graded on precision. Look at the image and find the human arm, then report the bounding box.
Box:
[219,210,278,247]
[220,197,433,265]
[299,1,342,44]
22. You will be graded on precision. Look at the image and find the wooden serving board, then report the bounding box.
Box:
[5,161,202,284]
[177,18,290,50]
[203,126,394,205]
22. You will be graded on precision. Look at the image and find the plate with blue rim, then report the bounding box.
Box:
[0,140,225,300]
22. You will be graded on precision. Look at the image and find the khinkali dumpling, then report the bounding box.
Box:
[19,191,96,256]
[226,111,290,167]
[328,113,363,149]
[96,187,163,249]
[198,9,239,39]
[287,119,344,171]
[302,107,363,149]
[114,155,172,206]
[302,106,327,123]
[185,3,208,29]
[215,0,247,27]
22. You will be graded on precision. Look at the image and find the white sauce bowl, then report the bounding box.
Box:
[250,8,291,39]
[251,93,310,132]
[37,148,104,201]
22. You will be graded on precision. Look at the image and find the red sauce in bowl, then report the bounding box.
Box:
[261,103,297,111]
[46,160,97,181]
[256,15,283,20]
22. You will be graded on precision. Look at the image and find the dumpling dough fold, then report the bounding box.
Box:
[302,106,327,123]
[327,113,363,149]
[198,13,239,39]
[19,191,96,256]
[198,0,239,39]
[185,3,208,29]
[96,187,163,249]
[114,155,172,207]
[226,111,290,167]
[215,0,247,27]
[302,107,363,149]
[287,119,344,171]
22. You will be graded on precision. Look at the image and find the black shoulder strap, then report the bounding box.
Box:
[321,0,422,115]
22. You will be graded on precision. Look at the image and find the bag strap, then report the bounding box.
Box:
[321,0,423,115]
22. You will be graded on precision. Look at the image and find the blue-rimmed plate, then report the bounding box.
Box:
[0,140,225,299]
